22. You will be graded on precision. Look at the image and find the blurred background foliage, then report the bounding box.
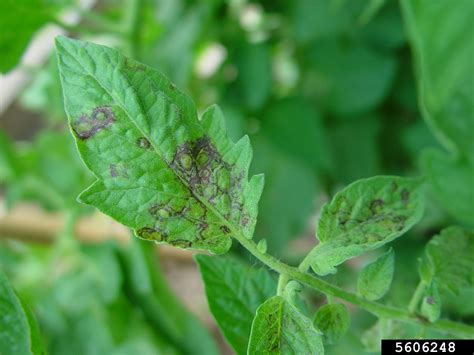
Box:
[0,0,472,354]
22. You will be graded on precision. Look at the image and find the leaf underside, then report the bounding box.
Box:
[420,226,474,294]
[357,248,395,301]
[248,295,324,354]
[56,36,264,253]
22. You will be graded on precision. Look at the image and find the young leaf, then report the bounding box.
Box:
[419,226,474,294]
[361,319,407,353]
[357,248,395,300]
[248,296,324,354]
[0,271,45,355]
[420,281,441,323]
[310,176,424,275]
[56,36,264,253]
[257,238,268,254]
[195,255,276,355]
[313,303,350,345]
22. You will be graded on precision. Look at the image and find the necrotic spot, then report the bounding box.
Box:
[400,188,409,205]
[370,199,384,214]
[220,225,231,234]
[137,137,152,150]
[73,106,115,140]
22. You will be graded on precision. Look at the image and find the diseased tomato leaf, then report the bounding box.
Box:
[248,295,324,354]
[310,176,424,275]
[56,36,264,253]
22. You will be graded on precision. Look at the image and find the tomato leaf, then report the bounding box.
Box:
[248,295,324,354]
[195,255,276,355]
[357,248,395,301]
[419,226,474,294]
[56,36,264,253]
[313,303,350,345]
[0,271,45,355]
[310,176,424,275]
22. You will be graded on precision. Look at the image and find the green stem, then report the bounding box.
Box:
[233,234,474,339]
[277,274,290,296]
[408,280,428,314]
[277,245,318,293]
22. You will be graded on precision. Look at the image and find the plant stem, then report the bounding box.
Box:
[277,274,290,295]
[277,244,318,293]
[408,280,428,314]
[233,234,474,339]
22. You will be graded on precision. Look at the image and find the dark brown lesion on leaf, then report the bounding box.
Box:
[168,239,192,248]
[72,106,115,140]
[136,137,152,150]
[136,227,168,241]
[124,58,146,71]
[137,225,194,248]
[220,225,231,234]
[400,188,410,205]
[170,136,245,222]
[109,163,129,178]
[370,199,384,215]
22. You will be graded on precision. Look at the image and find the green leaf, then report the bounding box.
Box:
[261,97,330,173]
[290,0,358,43]
[361,319,407,353]
[307,40,396,116]
[313,303,350,345]
[357,248,395,300]
[121,241,219,355]
[56,36,264,253]
[257,239,268,254]
[0,271,45,355]
[419,226,474,294]
[420,281,441,323]
[7,131,93,210]
[328,115,381,183]
[310,176,424,275]
[401,0,474,161]
[235,42,272,111]
[195,255,276,355]
[248,295,324,354]
[252,135,318,253]
[422,150,474,225]
[0,1,53,72]
[0,129,18,183]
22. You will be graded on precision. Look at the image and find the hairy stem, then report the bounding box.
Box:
[408,280,428,314]
[233,234,474,339]
[277,274,290,296]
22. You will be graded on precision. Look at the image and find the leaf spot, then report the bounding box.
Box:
[136,137,152,150]
[72,106,115,140]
